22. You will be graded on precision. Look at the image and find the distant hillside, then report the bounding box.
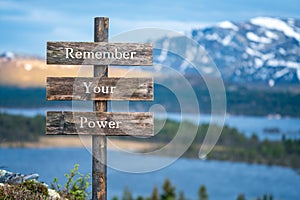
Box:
[0,56,151,88]
[1,83,300,117]
[0,86,70,108]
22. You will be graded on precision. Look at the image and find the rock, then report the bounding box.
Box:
[0,169,39,184]
[48,188,61,200]
[0,169,63,199]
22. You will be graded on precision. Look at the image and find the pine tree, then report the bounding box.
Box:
[151,186,159,200]
[122,187,133,200]
[137,196,144,200]
[263,194,268,200]
[198,185,208,200]
[261,194,273,200]
[178,191,185,200]
[236,194,246,200]
[161,179,176,200]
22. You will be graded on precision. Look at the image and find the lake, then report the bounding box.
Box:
[0,148,299,200]
[1,108,300,140]
[1,108,300,199]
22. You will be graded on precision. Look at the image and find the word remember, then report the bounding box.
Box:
[65,48,137,60]
[79,117,122,129]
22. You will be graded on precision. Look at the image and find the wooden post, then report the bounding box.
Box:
[45,17,153,200]
[93,17,108,200]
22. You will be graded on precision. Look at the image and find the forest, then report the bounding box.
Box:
[1,84,300,117]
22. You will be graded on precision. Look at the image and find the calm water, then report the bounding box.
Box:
[1,108,300,140]
[1,108,300,199]
[0,148,299,200]
[164,113,300,140]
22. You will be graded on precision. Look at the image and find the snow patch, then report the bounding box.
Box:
[185,46,197,61]
[217,21,239,31]
[261,53,274,61]
[267,60,283,67]
[254,58,263,68]
[286,61,300,69]
[0,51,14,59]
[205,33,220,41]
[245,47,275,61]
[287,18,295,25]
[250,17,300,42]
[157,40,169,62]
[246,32,272,43]
[274,68,289,78]
[279,48,286,55]
[267,60,300,69]
[180,44,198,72]
[297,69,300,81]
[202,66,214,74]
[265,31,279,40]
[268,79,275,87]
[245,47,257,56]
[222,35,233,46]
[179,60,189,72]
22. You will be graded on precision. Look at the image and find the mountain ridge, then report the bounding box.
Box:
[1,16,300,88]
[153,16,300,87]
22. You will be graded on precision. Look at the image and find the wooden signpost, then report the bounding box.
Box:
[46,17,153,200]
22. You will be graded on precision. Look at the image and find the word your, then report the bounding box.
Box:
[65,48,137,60]
[79,117,122,129]
[83,82,116,94]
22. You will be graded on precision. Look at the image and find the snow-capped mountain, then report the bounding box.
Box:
[153,17,300,86]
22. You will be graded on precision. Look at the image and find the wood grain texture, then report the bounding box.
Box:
[47,42,152,66]
[46,111,153,136]
[93,17,108,200]
[46,77,153,101]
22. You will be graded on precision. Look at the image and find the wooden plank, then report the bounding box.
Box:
[47,42,152,66]
[46,77,153,101]
[46,111,153,136]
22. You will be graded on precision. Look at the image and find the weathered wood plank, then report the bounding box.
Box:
[46,111,153,136]
[47,42,152,66]
[46,77,153,101]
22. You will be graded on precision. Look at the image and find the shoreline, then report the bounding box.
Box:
[0,136,156,152]
[1,108,300,119]
[1,137,299,173]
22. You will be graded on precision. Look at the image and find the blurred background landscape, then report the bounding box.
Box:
[0,0,300,199]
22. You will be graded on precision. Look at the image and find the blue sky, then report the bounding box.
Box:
[1,0,300,56]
